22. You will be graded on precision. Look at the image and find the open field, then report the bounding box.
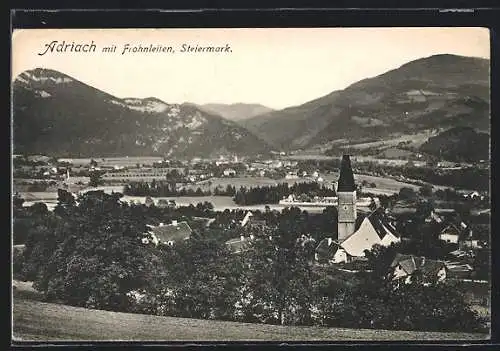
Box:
[15,170,446,212]
[296,131,438,156]
[200,174,423,195]
[12,297,488,342]
[11,280,490,342]
[342,130,438,150]
[194,177,280,190]
[285,154,428,167]
[57,156,164,167]
[323,173,422,194]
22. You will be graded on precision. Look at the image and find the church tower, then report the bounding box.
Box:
[337,155,357,241]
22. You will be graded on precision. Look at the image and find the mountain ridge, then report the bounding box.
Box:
[191,102,275,122]
[242,54,490,150]
[13,68,273,158]
[13,54,490,157]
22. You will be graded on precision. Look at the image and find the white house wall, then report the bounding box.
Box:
[439,233,459,244]
[333,248,348,263]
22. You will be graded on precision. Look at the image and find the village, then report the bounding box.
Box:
[138,155,489,282]
[13,152,490,280]
[13,152,491,333]
[11,21,496,343]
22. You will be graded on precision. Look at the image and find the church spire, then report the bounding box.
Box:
[337,154,355,192]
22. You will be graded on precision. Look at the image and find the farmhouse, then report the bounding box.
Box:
[436,216,482,249]
[390,253,447,284]
[102,166,186,182]
[223,168,236,177]
[438,223,462,244]
[145,220,192,246]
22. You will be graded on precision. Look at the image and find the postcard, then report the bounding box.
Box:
[11,27,491,343]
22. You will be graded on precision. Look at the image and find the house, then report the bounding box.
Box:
[390,253,447,284]
[269,161,283,169]
[314,237,347,263]
[438,224,462,244]
[459,233,483,249]
[240,211,267,229]
[438,216,474,247]
[192,216,216,228]
[285,171,299,180]
[315,208,401,264]
[425,210,444,224]
[225,236,253,254]
[464,191,482,200]
[443,259,474,279]
[297,234,316,247]
[157,199,176,209]
[144,196,155,207]
[240,211,253,227]
[145,220,192,246]
[223,168,236,177]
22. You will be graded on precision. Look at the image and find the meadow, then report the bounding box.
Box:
[13,290,488,342]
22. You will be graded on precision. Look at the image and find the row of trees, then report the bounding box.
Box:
[14,191,485,332]
[123,180,338,206]
[233,182,337,205]
[123,181,237,197]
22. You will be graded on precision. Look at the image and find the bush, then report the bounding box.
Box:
[316,280,483,332]
[13,249,26,280]
[399,187,417,200]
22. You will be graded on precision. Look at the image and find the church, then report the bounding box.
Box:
[315,155,400,264]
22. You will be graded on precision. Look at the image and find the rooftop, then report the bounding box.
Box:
[149,221,192,244]
[337,155,356,192]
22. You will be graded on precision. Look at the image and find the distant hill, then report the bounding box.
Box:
[13,68,272,158]
[242,54,490,150]
[195,103,274,122]
[419,127,489,162]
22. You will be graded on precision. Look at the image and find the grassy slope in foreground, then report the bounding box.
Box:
[13,298,488,342]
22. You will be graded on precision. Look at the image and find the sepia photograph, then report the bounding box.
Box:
[11,27,491,342]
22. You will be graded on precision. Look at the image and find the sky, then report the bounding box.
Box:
[12,27,490,110]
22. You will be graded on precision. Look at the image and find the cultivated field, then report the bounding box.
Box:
[323,173,422,194]
[343,130,438,150]
[57,156,164,167]
[12,296,488,342]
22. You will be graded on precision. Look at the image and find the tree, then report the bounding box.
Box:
[13,194,25,209]
[152,238,244,320]
[472,248,490,281]
[27,191,162,311]
[415,200,434,220]
[369,198,377,211]
[419,184,433,197]
[241,209,316,325]
[398,187,417,201]
[364,243,400,281]
[89,171,103,187]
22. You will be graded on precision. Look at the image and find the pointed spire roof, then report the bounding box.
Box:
[337,155,356,192]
